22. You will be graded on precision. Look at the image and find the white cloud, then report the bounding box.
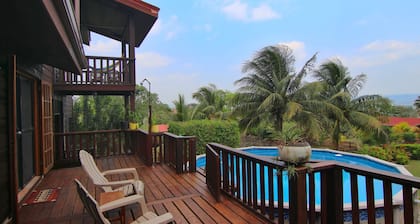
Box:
[222,0,248,21]
[145,73,203,106]
[221,1,280,22]
[251,4,280,21]
[344,40,420,68]
[147,15,183,41]
[83,37,120,57]
[136,52,172,69]
[278,41,307,61]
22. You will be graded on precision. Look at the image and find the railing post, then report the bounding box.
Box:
[288,167,308,224]
[145,133,153,166]
[321,166,343,223]
[206,144,221,202]
[175,138,183,173]
[188,137,196,172]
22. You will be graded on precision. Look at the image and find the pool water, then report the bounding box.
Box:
[197,147,403,206]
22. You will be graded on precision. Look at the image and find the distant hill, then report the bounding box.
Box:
[385,94,419,106]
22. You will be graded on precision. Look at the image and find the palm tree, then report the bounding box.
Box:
[314,59,384,149]
[233,45,321,137]
[192,84,228,120]
[173,94,189,121]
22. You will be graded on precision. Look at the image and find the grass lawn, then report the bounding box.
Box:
[405,160,420,177]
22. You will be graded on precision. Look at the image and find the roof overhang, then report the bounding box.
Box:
[81,0,159,47]
[0,0,87,73]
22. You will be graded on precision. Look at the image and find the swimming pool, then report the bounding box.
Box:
[197,147,410,207]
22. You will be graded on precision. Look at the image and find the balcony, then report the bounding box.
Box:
[18,154,269,223]
[54,56,136,95]
[18,129,420,223]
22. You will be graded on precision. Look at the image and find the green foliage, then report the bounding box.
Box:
[357,144,410,165]
[72,95,125,131]
[395,144,420,159]
[390,122,417,143]
[169,120,240,155]
[191,84,233,120]
[357,145,393,161]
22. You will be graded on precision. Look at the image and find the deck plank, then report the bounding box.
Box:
[18,155,268,223]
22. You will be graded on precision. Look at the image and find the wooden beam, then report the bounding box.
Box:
[8,55,18,223]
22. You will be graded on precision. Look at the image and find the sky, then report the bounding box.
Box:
[84,0,420,106]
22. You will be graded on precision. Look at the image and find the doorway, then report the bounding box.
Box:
[16,75,35,189]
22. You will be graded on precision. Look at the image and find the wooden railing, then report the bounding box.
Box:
[54,129,131,167]
[55,129,197,173]
[206,143,420,224]
[54,56,135,85]
[163,132,197,174]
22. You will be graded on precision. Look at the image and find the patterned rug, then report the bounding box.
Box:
[22,187,61,206]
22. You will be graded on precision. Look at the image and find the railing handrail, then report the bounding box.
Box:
[85,55,135,61]
[55,129,123,136]
[207,142,420,224]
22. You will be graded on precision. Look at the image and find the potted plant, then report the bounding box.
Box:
[277,123,311,166]
[128,111,139,130]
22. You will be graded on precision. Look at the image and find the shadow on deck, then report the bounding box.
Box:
[18,155,268,224]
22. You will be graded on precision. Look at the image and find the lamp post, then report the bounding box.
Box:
[140,78,152,133]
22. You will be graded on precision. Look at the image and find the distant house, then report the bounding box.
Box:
[382,116,420,128]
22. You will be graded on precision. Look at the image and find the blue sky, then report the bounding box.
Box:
[84,0,420,106]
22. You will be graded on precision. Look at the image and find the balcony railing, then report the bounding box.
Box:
[54,129,131,167]
[54,56,135,89]
[206,143,420,224]
[54,129,196,174]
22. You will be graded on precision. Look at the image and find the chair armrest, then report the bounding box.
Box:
[99,194,143,212]
[94,179,136,187]
[141,213,174,224]
[102,168,139,180]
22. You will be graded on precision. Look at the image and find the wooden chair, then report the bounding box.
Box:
[79,150,144,197]
[74,179,174,224]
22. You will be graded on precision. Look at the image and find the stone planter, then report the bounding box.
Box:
[278,141,311,165]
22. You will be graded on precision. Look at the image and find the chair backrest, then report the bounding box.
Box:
[74,179,110,224]
[79,150,112,191]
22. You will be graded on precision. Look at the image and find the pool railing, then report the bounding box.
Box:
[205,143,420,224]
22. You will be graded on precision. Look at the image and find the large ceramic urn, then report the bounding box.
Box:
[278,141,311,165]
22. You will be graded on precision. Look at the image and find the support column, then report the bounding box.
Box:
[128,16,136,112]
[288,166,308,224]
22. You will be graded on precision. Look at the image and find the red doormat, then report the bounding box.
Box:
[22,187,61,206]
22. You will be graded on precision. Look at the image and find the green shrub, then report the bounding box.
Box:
[169,120,240,155]
[395,144,420,159]
[394,150,409,165]
[356,146,393,161]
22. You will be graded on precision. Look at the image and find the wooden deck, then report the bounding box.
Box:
[18,155,269,224]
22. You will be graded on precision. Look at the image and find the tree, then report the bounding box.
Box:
[192,84,230,120]
[233,45,321,138]
[314,59,384,149]
[173,94,190,121]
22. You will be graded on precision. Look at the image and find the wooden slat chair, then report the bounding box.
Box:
[79,150,144,197]
[75,179,174,224]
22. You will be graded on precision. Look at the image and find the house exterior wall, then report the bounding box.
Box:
[0,63,12,223]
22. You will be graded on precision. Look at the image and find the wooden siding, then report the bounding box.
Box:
[18,155,268,224]
[0,63,12,222]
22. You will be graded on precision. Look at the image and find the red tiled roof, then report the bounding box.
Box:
[383,117,420,127]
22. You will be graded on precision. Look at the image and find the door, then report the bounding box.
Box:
[16,75,35,189]
[41,82,54,173]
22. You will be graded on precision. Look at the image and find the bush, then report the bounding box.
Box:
[357,144,410,165]
[169,120,240,155]
[395,144,420,160]
[357,146,393,161]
